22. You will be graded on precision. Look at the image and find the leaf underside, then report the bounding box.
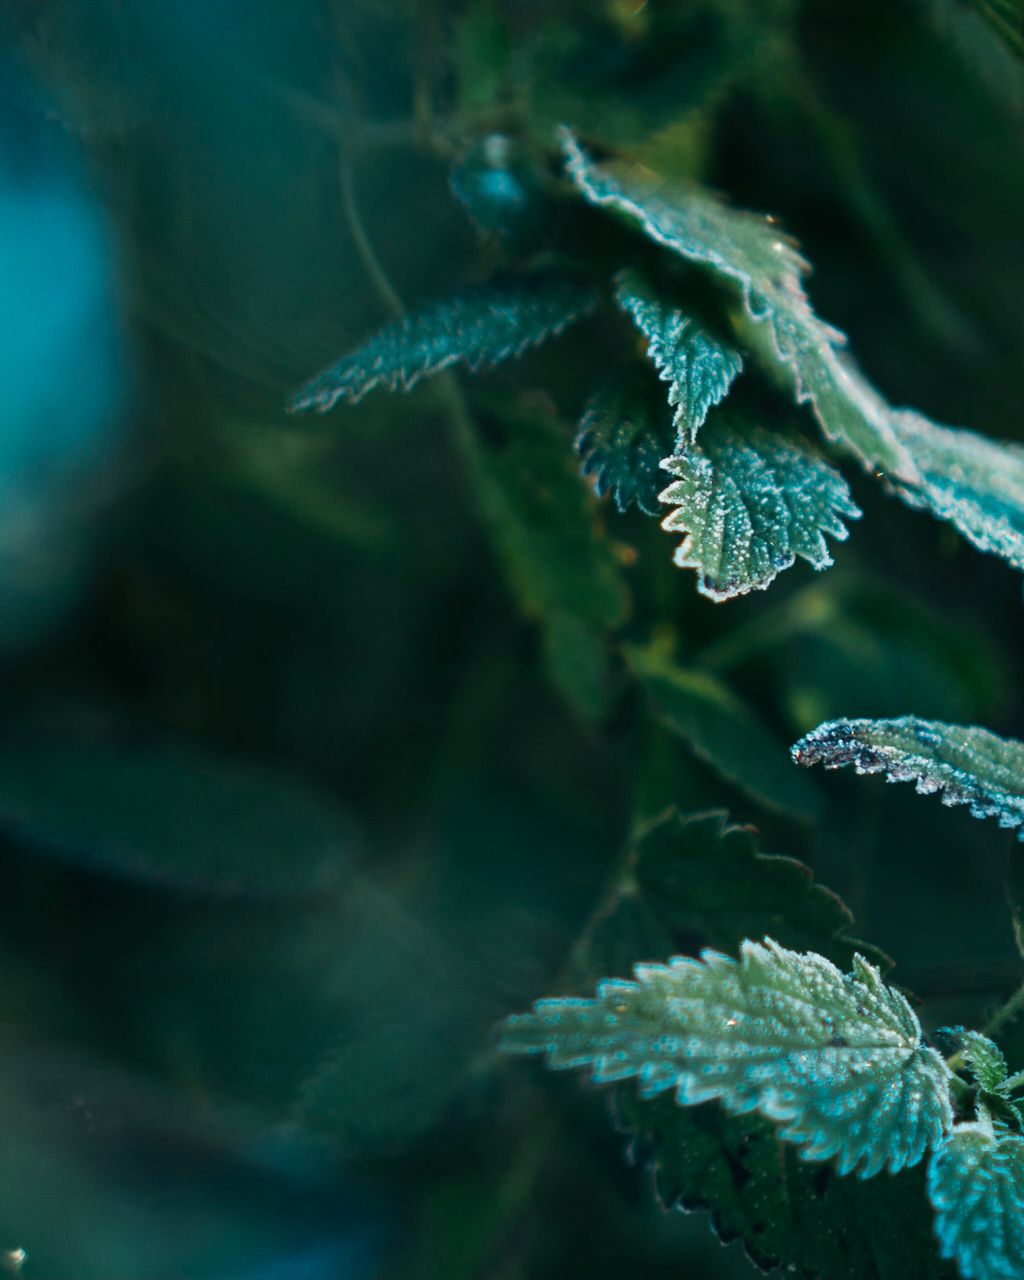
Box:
[288,271,599,412]
[614,268,742,446]
[659,414,860,601]
[576,371,672,516]
[793,715,1024,839]
[928,1120,1024,1280]
[500,937,952,1178]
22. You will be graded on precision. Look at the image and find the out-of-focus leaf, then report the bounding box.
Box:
[928,1115,1024,1280]
[449,135,547,248]
[793,715,1024,839]
[614,269,742,445]
[500,938,952,1177]
[626,644,821,819]
[0,732,354,897]
[540,611,614,725]
[576,371,671,516]
[659,414,860,601]
[288,272,599,412]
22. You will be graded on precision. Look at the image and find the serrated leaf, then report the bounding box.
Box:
[793,715,1024,839]
[560,130,919,483]
[888,410,1024,573]
[500,937,953,1177]
[0,731,353,898]
[626,809,885,972]
[626,643,822,820]
[616,1092,945,1279]
[928,1117,1024,1280]
[613,269,742,444]
[938,1029,1009,1093]
[659,414,861,601]
[576,371,672,516]
[288,272,599,413]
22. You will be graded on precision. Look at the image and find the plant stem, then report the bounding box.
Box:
[983,975,1024,1041]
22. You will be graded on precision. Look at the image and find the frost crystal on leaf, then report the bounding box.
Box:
[793,715,1024,839]
[560,129,919,483]
[614,269,742,445]
[288,272,599,412]
[928,1117,1024,1280]
[499,937,952,1178]
[889,410,1024,573]
[576,372,671,516]
[658,415,860,600]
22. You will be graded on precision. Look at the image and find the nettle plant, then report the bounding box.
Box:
[290,131,1024,1280]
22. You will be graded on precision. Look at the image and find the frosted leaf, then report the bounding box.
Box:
[659,415,861,601]
[889,410,1024,573]
[288,272,599,413]
[500,937,952,1178]
[928,1117,1024,1280]
[956,1031,1009,1094]
[613,269,742,445]
[576,372,671,516]
[793,715,1024,839]
[560,130,920,483]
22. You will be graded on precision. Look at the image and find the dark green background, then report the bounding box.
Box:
[1,1,1023,1276]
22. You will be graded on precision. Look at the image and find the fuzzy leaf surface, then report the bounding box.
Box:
[889,410,1024,573]
[576,371,672,516]
[614,269,742,444]
[288,272,598,412]
[561,130,918,481]
[659,415,860,600]
[793,715,1024,839]
[500,937,953,1177]
[928,1118,1024,1280]
[625,644,822,820]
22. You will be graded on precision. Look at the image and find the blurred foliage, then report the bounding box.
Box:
[1,0,1024,1277]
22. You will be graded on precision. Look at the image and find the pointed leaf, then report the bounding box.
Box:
[500,937,953,1177]
[576,371,671,516]
[560,130,919,482]
[627,809,885,971]
[614,269,742,445]
[889,409,1024,573]
[659,414,860,601]
[625,644,822,820]
[942,1030,1009,1094]
[617,1092,945,1279]
[288,272,599,413]
[928,1118,1024,1280]
[793,715,1024,839]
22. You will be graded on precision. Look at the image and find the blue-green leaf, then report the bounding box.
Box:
[576,371,671,516]
[613,269,742,445]
[560,129,919,483]
[889,410,1024,573]
[947,1030,1009,1094]
[659,415,860,601]
[793,715,1024,839]
[928,1116,1024,1280]
[500,937,952,1178]
[288,272,599,413]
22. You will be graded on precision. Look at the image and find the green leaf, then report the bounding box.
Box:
[499,937,953,1177]
[928,1116,1024,1280]
[560,130,919,482]
[0,732,353,897]
[614,269,742,445]
[540,611,615,725]
[659,414,860,601]
[626,644,822,820]
[288,272,598,412]
[888,410,1024,574]
[576,371,672,516]
[625,809,884,971]
[793,715,1024,839]
[945,1029,1009,1094]
[616,1092,944,1279]
[449,135,547,248]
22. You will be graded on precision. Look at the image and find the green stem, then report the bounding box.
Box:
[982,975,1024,1041]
